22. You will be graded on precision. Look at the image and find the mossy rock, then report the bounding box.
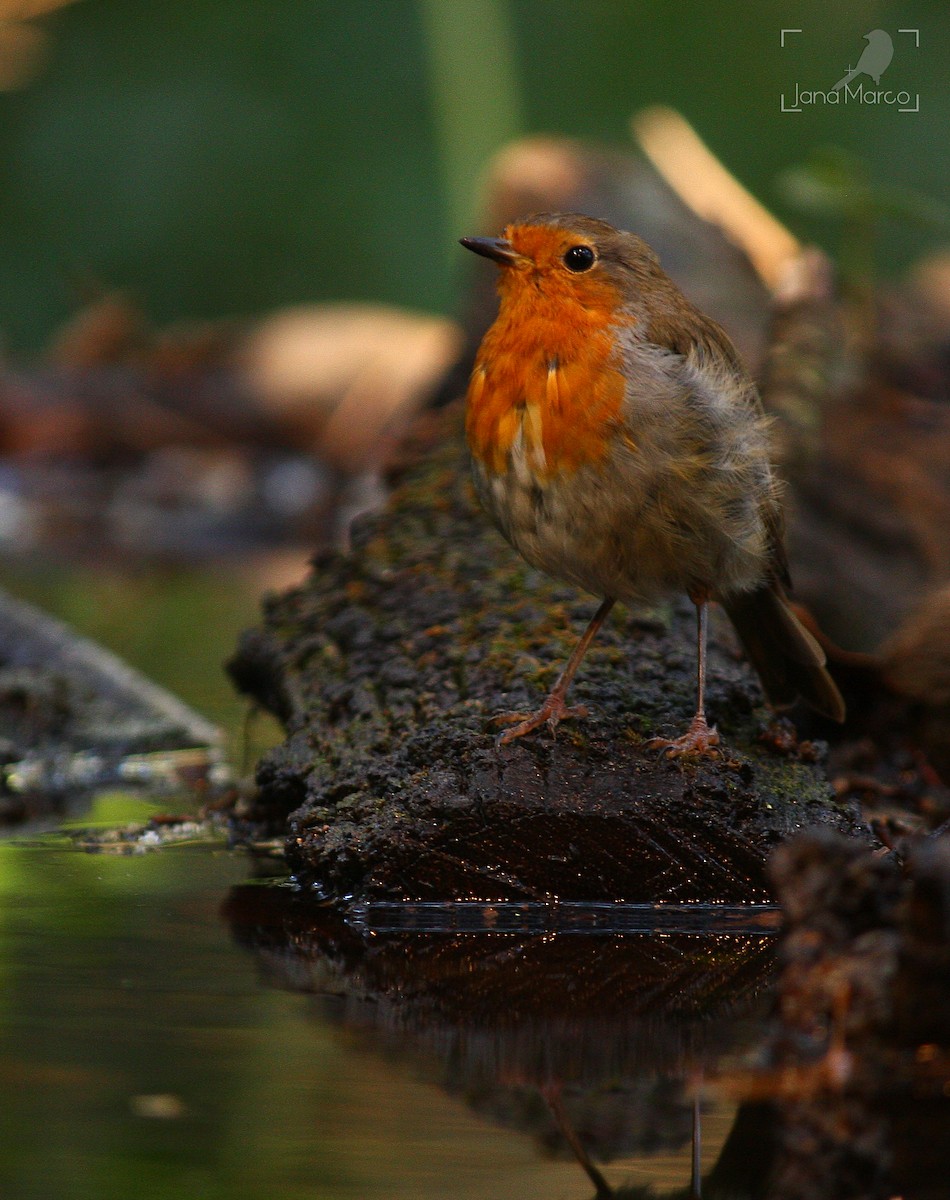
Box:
[229,416,867,903]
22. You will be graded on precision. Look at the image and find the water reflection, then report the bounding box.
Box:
[225,882,779,1197]
[5,842,949,1198]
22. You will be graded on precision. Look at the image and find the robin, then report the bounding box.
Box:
[460,212,845,755]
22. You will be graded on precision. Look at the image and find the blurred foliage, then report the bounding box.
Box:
[781,146,950,234]
[0,0,946,352]
[780,144,950,303]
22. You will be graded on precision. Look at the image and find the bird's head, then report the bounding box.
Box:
[461,212,669,323]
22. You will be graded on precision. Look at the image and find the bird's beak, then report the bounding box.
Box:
[460,236,521,266]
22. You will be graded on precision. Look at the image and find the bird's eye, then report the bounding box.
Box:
[563,244,596,272]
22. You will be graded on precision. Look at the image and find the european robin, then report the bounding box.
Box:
[461,212,845,755]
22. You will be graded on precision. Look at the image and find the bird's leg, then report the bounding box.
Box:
[648,592,721,758]
[494,597,615,747]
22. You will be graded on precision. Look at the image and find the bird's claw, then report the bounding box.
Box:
[647,715,721,760]
[492,697,589,748]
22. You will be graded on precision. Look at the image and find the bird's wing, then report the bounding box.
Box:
[644,304,792,588]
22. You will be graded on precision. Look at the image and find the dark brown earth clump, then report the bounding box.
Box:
[759,831,950,1200]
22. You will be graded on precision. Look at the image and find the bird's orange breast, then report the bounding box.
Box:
[466,272,631,479]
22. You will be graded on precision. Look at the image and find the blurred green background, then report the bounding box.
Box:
[0,0,947,355]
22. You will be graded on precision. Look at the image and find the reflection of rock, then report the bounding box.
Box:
[224,880,775,1169]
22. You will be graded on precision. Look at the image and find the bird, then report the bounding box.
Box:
[460,212,845,756]
[832,29,893,91]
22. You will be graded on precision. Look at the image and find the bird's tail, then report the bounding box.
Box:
[723,584,846,721]
[832,69,859,91]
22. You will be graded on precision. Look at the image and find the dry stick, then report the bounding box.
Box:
[542,1086,615,1199]
[631,105,801,292]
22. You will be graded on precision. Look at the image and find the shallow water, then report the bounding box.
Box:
[0,836,775,1199]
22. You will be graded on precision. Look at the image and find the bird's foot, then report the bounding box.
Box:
[647,713,721,759]
[492,693,589,748]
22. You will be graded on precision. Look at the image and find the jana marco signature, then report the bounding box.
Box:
[788,80,913,106]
